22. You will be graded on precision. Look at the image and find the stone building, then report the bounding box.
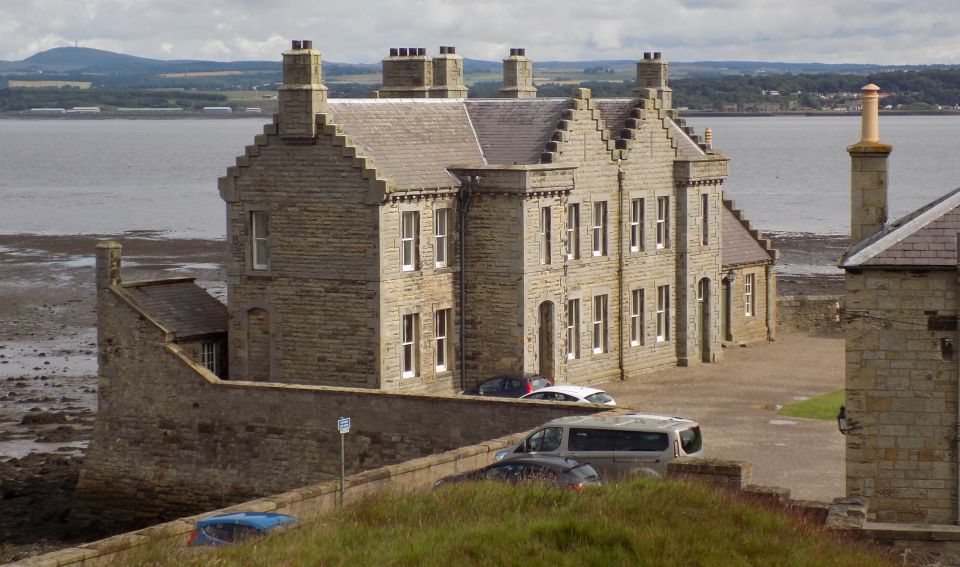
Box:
[216,41,777,392]
[843,85,960,524]
[76,40,778,527]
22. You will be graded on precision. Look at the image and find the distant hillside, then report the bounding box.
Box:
[7,46,956,79]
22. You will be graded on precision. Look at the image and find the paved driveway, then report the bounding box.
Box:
[600,335,845,502]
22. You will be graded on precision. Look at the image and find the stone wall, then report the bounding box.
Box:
[74,285,609,531]
[15,431,533,567]
[777,294,842,336]
[845,269,959,524]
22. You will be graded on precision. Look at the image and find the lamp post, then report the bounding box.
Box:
[837,405,847,435]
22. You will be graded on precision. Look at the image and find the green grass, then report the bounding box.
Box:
[129,479,893,566]
[777,389,845,420]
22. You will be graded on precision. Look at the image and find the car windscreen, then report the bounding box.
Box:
[564,462,600,480]
[585,392,614,404]
[530,376,551,390]
[680,426,703,454]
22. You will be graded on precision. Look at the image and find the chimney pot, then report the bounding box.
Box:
[519,48,526,56]
[704,127,713,149]
[654,51,662,59]
[407,47,417,55]
[399,47,408,56]
[643,52,651,60]
[418,47,426,56]
[390,47,398,57]
[440,46,447,54]
[302,40,312,49]
[510,48,517,56]
[292,40,302,50]
[449,46,456,54]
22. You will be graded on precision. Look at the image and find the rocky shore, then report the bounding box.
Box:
[0,230,845,562]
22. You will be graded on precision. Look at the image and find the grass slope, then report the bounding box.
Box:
[778,389,845,420]
[132,479,893,566]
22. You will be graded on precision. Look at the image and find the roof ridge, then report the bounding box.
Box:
[842,185,960,267]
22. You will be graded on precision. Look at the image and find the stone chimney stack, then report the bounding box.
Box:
[636,51,672,109]
[500,48,536,99]
[278,40,328,140]
[95,241,122,289]
[431,46,468,98]
[379,47,433,98]
[704,127,713,150]
[848,84,892,243]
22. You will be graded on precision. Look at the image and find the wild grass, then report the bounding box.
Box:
[129,479,893,567]
[777,389,845,420]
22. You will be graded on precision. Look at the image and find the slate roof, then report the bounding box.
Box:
[722,198,777,267]
[842,186,960,268]
[594,99,637,138]
[462,99,570,165]
[123,278,228,339]
[327,99,485,190]
[327,97,708,189]
[669,120,707,159]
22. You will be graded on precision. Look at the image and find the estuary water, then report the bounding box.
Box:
[1,115,958,238]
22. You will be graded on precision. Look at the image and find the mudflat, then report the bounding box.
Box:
[0,231,845,562]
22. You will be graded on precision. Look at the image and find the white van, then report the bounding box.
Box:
[495,413,702,478]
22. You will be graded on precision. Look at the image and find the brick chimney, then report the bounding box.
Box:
[380,47,433,98]
[848,84,892,243]
[278,40,328,140]
[431,46,468,98]
[500,48,536,99]
[636,51,672,109]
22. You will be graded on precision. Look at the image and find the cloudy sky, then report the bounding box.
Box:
[3,0,960,64]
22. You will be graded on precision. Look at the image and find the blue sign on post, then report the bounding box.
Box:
[338,416,351,508]
[338,417,351,434]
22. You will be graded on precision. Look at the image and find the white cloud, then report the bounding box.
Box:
[2,0,960,64]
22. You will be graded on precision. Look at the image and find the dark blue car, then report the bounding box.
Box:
[187,512,299,546]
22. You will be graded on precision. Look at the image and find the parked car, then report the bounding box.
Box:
[462,373,551,398]
[519,385,616,405]
[495,413,703,478]
[434,455,601,490]
[187,512,300,546]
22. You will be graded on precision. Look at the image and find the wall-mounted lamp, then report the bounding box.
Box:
[837,405,848,435]
[726,269,736,284]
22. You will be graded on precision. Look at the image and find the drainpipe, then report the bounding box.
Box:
[458,181,473,392]
[617,161,625,382]
[956,234,960,525]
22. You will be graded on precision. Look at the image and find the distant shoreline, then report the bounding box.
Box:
[4,109,960,119]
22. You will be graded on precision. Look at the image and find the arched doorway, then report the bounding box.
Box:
[697,278,711,362]
[538,301,555,380]
[247,308,271,381]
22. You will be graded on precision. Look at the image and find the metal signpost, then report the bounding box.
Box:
[338,416,350,507]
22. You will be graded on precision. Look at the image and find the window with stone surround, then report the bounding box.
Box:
[630,198,644,252]
[567,204,580,260]
[745,273,755,317]
[401,211,419,272]
[250,211,269,270]
[701,193,709,246]
[200,341,219,375]
[631,288,644,346]
[592,201,608,257]
[567,298,580,359]
[402,313,420,378]
[435,308,451,372]
[656,197,670,249]
[540,206,552,265]
[434,208,451,269]
[592,294,608,354]
[656,285,670,342]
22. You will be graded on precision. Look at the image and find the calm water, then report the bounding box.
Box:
[1,115,958,237]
